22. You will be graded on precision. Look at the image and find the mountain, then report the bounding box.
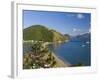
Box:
[64,34,70,40]
[23,25,68,42]
[71,33,90,42]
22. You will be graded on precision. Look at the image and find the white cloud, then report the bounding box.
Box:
[77,14,84,19]
[72,28,81,32]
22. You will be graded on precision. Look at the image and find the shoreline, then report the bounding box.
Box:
[51,51,71,67]
[23,40,71,68]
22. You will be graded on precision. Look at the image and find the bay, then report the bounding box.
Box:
[49,41,91,66]
[23,41,91,66]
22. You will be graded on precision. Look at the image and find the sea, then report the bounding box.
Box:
[23,41,91,66]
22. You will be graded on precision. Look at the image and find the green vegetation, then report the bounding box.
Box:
[23,41,57,69]
[70,62,85,67]
[23,25,53,42]
[50,29,67,42]
[23,25,69,42]
[75,62,85,66]
[23,25,70,69]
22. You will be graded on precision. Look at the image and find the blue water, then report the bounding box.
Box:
[23,41,91,66]
[49,41,91,66]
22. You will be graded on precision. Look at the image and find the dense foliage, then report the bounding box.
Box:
[23,41,57,69]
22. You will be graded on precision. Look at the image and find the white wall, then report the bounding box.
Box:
[0,0,99,80]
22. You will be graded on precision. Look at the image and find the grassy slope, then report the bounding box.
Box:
[23,25,69,42]
[23,25,53,42]
[51,30,67,42]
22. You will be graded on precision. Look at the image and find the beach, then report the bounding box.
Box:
[51,52,71,67]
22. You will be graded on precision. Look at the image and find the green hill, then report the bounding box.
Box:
[50,30,67,42]
[23,25,68,42]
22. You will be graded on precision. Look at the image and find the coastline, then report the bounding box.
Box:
[23,41,71,68]
[51,51,71,67]
[43,41,71,67]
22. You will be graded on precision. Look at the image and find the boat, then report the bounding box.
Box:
[86,41,90,44]
[82,45,85,47]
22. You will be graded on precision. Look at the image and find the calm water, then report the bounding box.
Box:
[49,41,91,66]
[23,41,91,66]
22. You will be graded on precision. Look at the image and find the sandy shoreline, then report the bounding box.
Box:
[23,41,71,68]
[51,52,71,67]
[43,41,71,67]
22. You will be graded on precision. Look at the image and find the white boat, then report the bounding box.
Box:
[86,41,90,44]
[82,45,85,47]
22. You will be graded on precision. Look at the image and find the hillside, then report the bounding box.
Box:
[71,33,90,42]
[64,34,70,40]
[50,30,67,42]
[23,25,68,42]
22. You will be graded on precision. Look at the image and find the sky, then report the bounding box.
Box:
[23,10,91,36]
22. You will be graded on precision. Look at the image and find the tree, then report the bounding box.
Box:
[31,41,42,55]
